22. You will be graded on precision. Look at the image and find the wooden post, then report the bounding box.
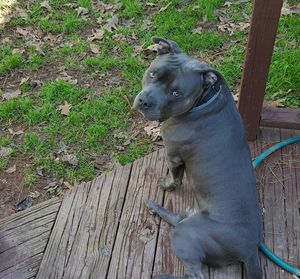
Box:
[238,0,283,141]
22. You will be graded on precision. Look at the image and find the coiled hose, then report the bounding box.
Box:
[252,137,300,277]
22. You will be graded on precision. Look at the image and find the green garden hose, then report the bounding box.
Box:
[252,137,300,277]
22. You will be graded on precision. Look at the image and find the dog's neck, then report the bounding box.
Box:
[193,84,222,108]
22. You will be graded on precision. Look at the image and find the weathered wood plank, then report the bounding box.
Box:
[280,129,300,278]
[261,107,300,130]
[37,164,132,279]
[257,128,293,278]
[238,0,283,140]
[106,149,167,279]
[0,198,61,279]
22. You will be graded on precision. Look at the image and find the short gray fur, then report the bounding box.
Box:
[133,37,263,279]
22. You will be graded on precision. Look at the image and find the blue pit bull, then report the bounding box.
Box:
[133,37,263,279]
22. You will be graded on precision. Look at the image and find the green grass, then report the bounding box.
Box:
[0,0,299,193]
[0,54,23,76]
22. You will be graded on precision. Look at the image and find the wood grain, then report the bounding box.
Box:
[261,107,300,130]
[37,165,132,279]
[0,198,61,279]
[106,149,167,279]
[238,0,283,140]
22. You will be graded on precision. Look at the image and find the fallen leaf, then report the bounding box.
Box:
[14,7,28,19]
[133,45,143,56]
[76,7,89,16]
[104,15,118,32]
[223,1,233,7]
[40,0,51,10]
[281,2,300,15]
[12,48,25,54]
[2,89,21,100]
[239,22,250,31]
[192,26,203,34]
[5,165,16,174]
[159,2,171,12]
[141,19,152,31]
[36,166,44,176]
[44,181,57,190]
[232,94,239,102]
[29,191,40,198]
[144,121,161,141]
[2,37,13,44]
[59,101,72,116]
[146,2,157,7]
[88,29,105,41]
[116,145,125,151]
[123,139,131,146]
[0,147,12,157]
[8,128,24,136]
[90,43,100,54]
[62,154,78,167]
[96,16,103,25]
[19,77,29,85]
[16,27,30,37]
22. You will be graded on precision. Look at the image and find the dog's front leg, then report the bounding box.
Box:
[159,156,184,191]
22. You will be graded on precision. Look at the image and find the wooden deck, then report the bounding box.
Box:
[0,128,299,279]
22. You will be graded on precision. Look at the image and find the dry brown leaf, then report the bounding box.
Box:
[159,2,171,12]
[88,29,105,41]
[76,7,89,16]
[14,7,28,19]
[8,128,24,136]
[146,2,157,7]
[16,27,30,36]
[90,43,100,54]
[19,77,29,85]
[2,37,13,44]
[40,0,51,10]
[141,19,152,31]
[0,147,13,157]
[59,101,72,116]
[281,2,300,15]
[192,26,203,34]
[62,154,78,167]
[5,165,16,174]
[2,89,21,100]
[12,48,25,54]
[105,15,118,32]
[223,1,233,7]
[144,121,161,141]
[29,191,40,198]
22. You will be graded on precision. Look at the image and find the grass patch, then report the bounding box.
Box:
[117,141,153,165]
[0,54,23,76]
[0,0,298,196]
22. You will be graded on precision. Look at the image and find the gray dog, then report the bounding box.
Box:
[133,37,263,279]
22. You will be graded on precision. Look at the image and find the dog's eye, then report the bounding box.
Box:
[172,90,180,97]
[149,72,156,79]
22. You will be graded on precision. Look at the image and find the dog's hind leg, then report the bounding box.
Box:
[146,200,185,226]
[243,250,262,279]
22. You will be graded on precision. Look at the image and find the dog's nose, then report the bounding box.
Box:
[138,98,152,109]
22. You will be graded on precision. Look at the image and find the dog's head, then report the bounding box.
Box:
[133,37,222,121]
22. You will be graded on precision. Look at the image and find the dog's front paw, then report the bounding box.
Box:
[145,200,160,215]
[158,176,177,192]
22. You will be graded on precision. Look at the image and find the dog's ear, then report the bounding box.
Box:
[203,72,217,88]
[186,60,223,88]
[151,37,182,55]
